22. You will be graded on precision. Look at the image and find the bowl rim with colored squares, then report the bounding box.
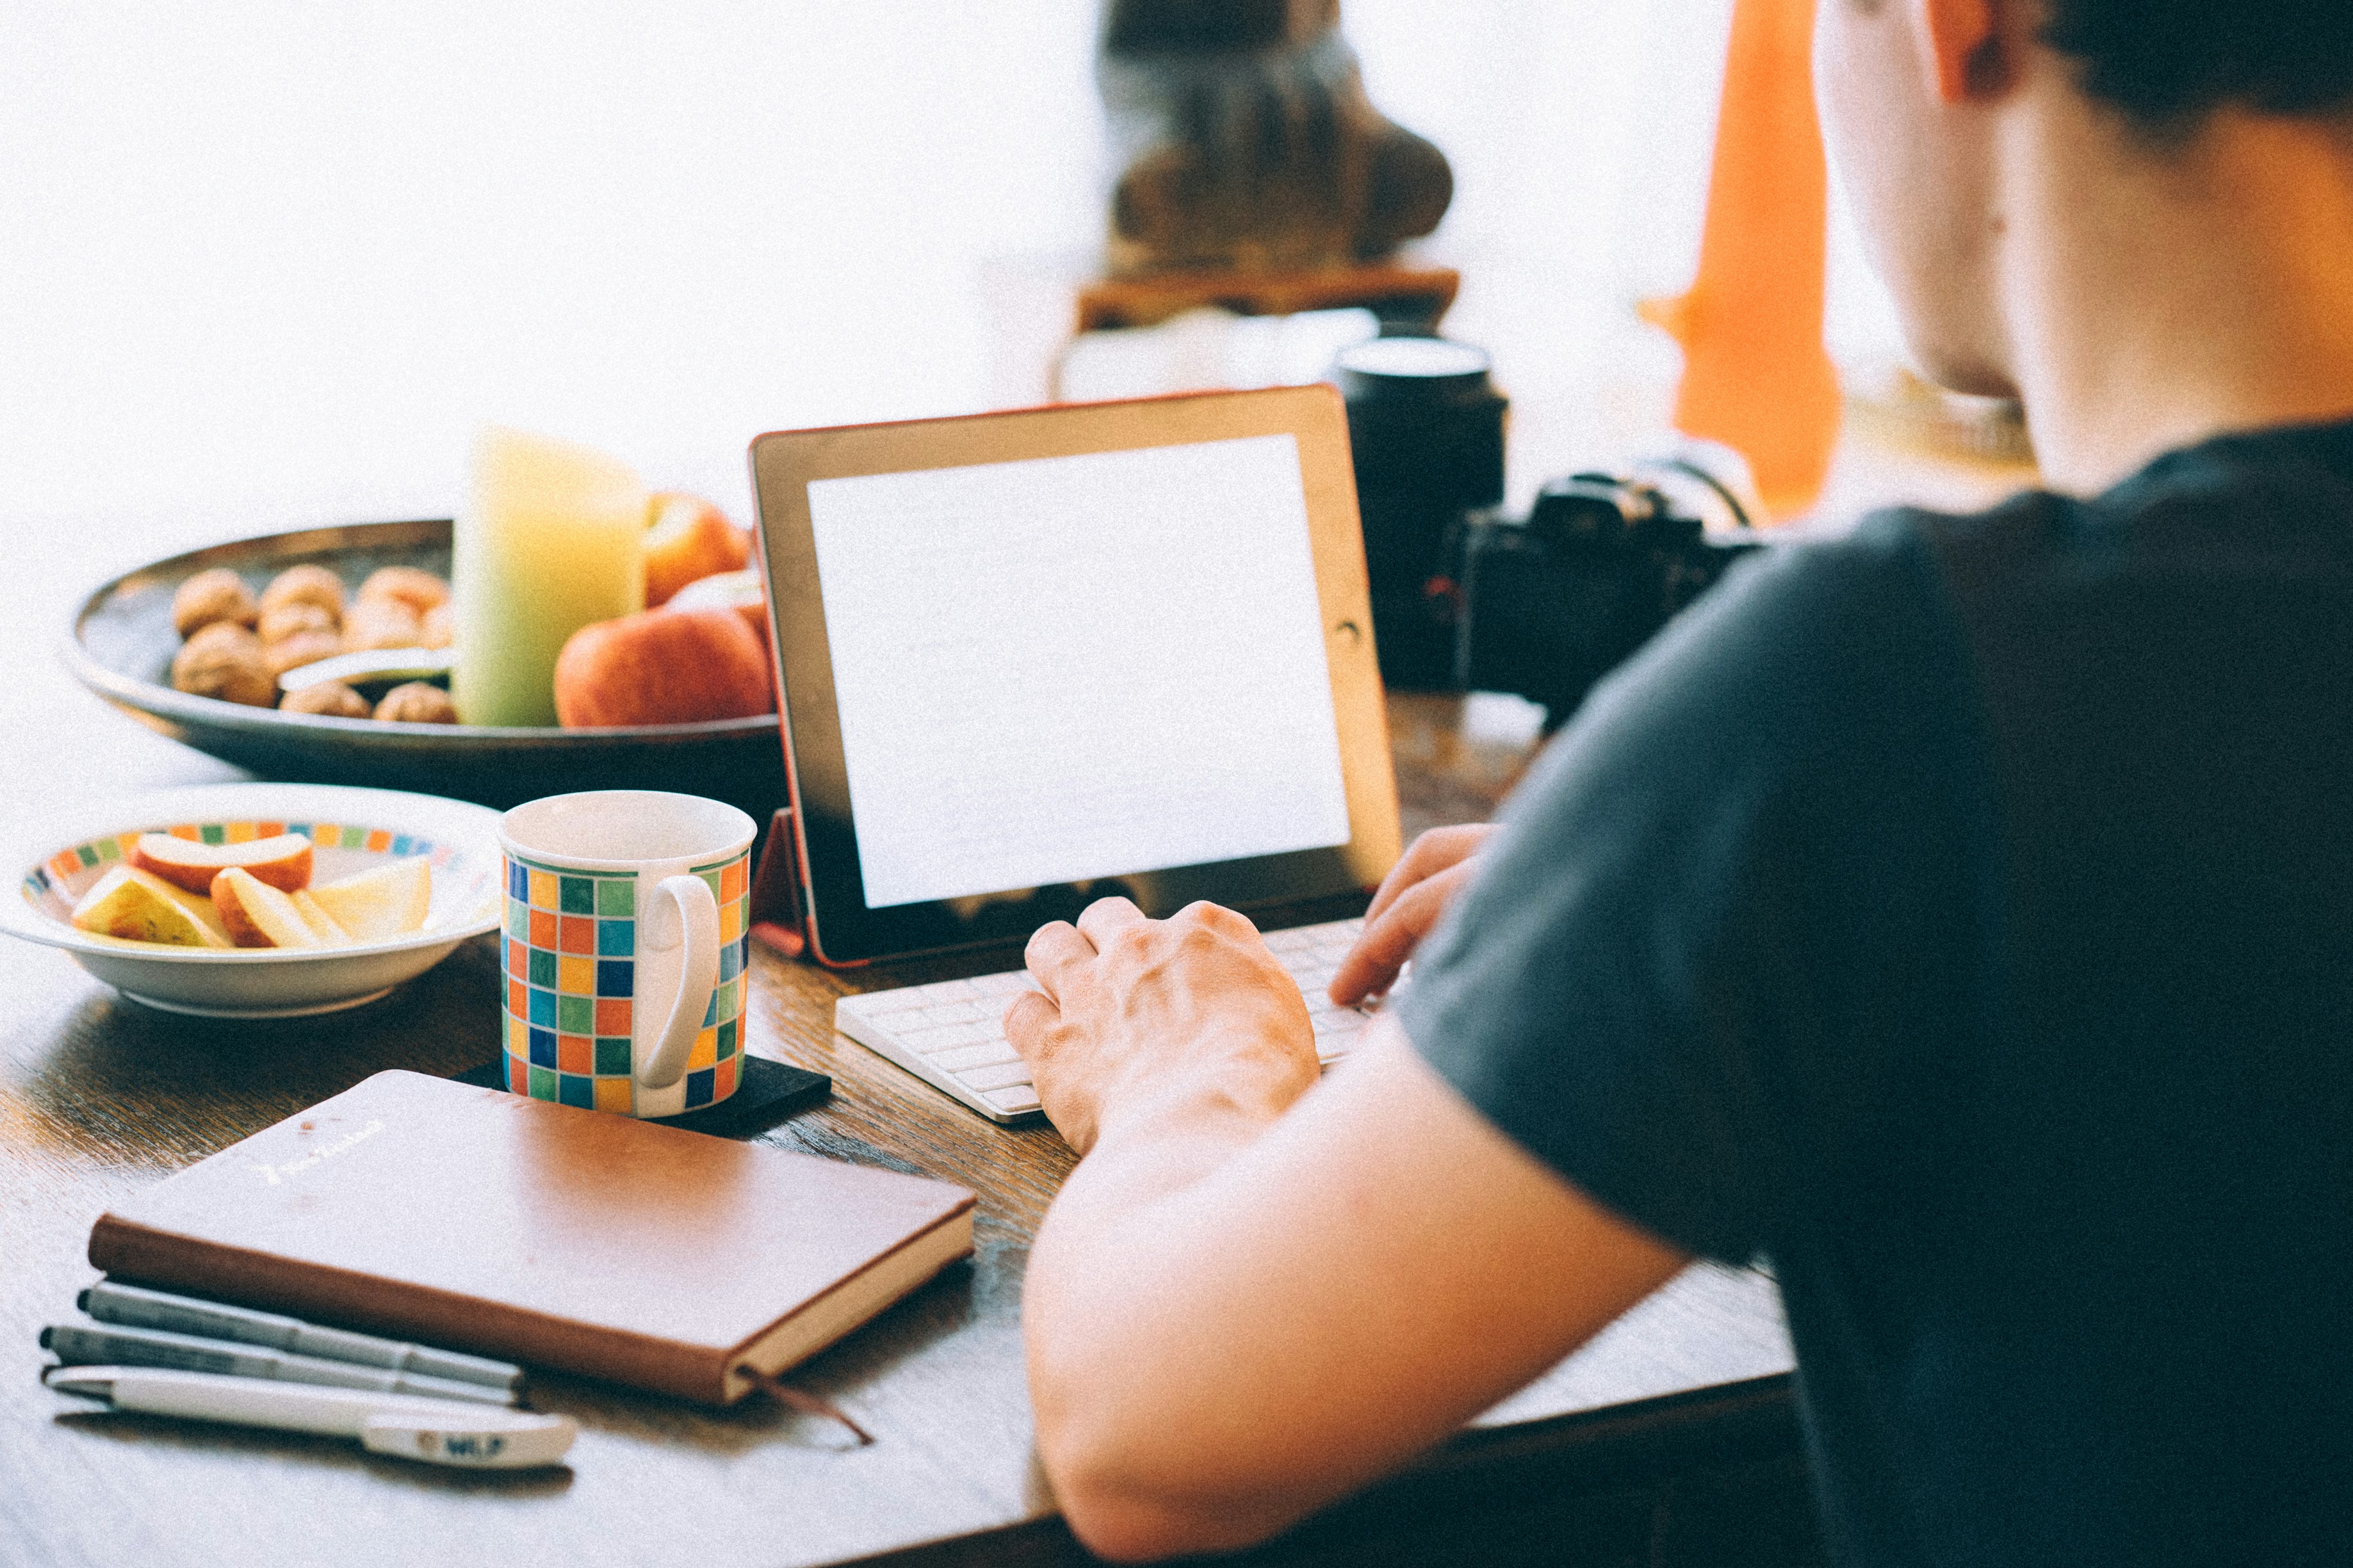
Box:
[1,782,505,1017]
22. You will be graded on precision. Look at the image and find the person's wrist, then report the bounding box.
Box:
[1083,1036,1315,1159]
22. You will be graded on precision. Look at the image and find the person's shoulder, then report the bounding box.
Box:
[1605,499,2023,718]
[1810,488,2073,594]
[1870,417,2353,615]
[2107,416,2353,518]
[1521,501,2006,823]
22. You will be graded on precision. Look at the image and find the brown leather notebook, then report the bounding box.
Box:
[86,1070,976,1405]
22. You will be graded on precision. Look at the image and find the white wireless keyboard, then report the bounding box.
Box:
[834,917,1383,1124]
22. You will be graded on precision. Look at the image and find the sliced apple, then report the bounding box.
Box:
[292,891,353,945]
[305,859,432,942]
[211,866,336,950]
[666,568,770,651]
[69,866,235,949]
[131,832,314,895]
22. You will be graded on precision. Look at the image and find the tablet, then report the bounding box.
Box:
[749,386,1401,966]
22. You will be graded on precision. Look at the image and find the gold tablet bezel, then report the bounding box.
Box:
[749,386,1399,966]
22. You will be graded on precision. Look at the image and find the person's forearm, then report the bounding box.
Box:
[1020,1023,1696,1564]
[1023,1082,1314,1558]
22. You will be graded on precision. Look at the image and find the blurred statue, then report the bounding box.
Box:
[1096,0,1453,278]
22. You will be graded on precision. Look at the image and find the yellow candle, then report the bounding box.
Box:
[452,425,648,727]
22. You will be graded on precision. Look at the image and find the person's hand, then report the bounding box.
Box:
[1006,897,1318,1154]
[1328,823,1496,1006]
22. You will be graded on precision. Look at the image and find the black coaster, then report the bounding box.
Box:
[450,1055,831,1138]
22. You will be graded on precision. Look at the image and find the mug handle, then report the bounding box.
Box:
[635,874,721,1092]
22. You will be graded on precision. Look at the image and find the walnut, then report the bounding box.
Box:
[357,566,450,617]
[256,600,338,645]
[280,680,371,718]
[374,682,457,723]
[170,622,276,707]
[342,597,423,652]
[263,629,343,681]
[419,601,454,650]
[170,569,259,639]
[259,563,345,620]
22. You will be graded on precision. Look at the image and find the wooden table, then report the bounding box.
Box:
[0,677,1806,1568]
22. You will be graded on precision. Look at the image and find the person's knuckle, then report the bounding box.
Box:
[1002,990,1047,1039]
[1198,902,1255,935]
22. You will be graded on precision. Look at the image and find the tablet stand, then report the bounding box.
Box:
[747,808,810,960]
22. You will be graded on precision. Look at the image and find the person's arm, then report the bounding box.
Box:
[1007,896,1689,1563]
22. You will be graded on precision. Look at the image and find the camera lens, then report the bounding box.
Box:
[1333,334,1494,387]
[1331,337,1508,688]
[1331,339,1508,508]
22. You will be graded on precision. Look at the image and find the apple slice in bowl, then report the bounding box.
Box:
[131,830,314,894]
[304,857,432,943]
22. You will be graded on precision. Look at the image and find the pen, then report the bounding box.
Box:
[81,1282,522,1393]
[44,1366,574,1469]
[43,1322,517,1407]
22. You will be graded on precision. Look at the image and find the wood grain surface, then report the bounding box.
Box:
[0,690,1807,1568]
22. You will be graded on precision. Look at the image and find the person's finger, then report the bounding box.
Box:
[1074,895,1147,950]
[1003,989,1058,1057]
[1024,920,1095,999]
[1363,825,1490,924]
[1330,871,1458,1005]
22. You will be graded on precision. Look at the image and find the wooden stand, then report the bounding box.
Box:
[1076,263,1459,334]
[747,807,810,960]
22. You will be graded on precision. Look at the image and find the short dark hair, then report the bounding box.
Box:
[2042,0,2353,131]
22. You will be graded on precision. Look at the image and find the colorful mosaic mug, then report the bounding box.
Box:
[496,791,758,1119]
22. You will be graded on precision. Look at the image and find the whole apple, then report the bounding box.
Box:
[553,607,775,727]
[644,493,753,608]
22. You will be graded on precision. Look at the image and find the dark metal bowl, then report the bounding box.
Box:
[63,520,790,822]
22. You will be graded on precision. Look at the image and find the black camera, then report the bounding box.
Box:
[1333,335,1768,729]
[1454,455,1764,725]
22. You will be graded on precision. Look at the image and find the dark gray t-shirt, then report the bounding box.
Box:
[1397,421,2353,1567]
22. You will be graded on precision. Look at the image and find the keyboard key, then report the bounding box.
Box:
[916,1021,999,1051]
[961,1060,1036,1092]
[848,990,931,1017]
[969,972,1036,996]
[932,1040,1023,1072]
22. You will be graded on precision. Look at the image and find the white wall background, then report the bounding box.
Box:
[1,0,1900,551]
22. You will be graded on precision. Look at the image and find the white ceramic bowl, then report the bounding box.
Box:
[2,783,503,1017]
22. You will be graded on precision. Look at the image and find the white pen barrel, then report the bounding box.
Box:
[83,1369,574,1468]
[111,1368,386,1436]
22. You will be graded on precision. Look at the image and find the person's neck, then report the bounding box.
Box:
[1999,101,2353,495]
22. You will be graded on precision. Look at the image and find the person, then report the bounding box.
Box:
[1002,0,2353,1563]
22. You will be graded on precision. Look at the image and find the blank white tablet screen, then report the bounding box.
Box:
[808,433,1351,910]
